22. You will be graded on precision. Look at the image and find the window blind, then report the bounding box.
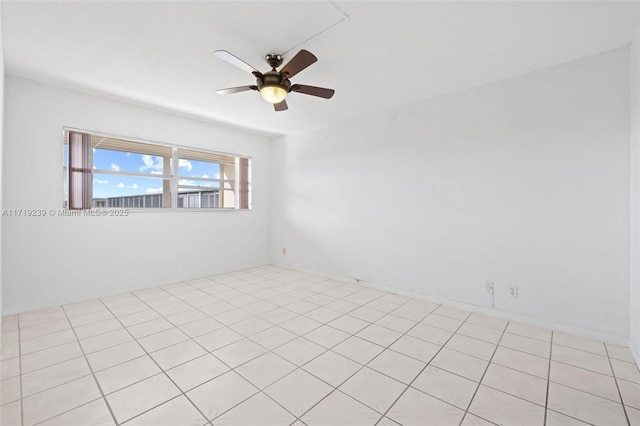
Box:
[68,131,93,210]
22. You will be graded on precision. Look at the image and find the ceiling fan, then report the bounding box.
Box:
[214,49,335,111]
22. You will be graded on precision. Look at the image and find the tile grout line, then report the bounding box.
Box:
[59,304,120,426]
[17,281,488,426]
[429,331,532,363]
[13,305,471,424]
[286,297,421,425]
[218,270,628,422]
[20,331,110,358]
[540,337,628,425]
[17,317,164,360]
[96,295,220,425]
[12,275,492,367]
[376,310,477,426]
[290,299,421,423]
[436,340,599,417]
[458,319,509,425]
[545,409,598,426]
[14,277,433,422]
[96,277,268,425]
[9,304,528,377]
[547,358,618,377]
[197,270,370,422]
[138,269,369,421]
[192,283,415,422]
[11,326,504,416]
[8,304,552,384]
[546,365,637,404]
[15,318,118,426]
[19,359,95,399]
[197,276,402,423]
[339,306,469,421]
[260,300,413,421]
[604,343,632,426]
[126,280,306,424]
[8,266,633,426]
[20,292,218,424]
[543,330,554,426]
[477,334,625,382]
[378,315,465,425]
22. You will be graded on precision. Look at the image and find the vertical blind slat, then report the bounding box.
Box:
[238,157,249,209]
[68,131,92,209]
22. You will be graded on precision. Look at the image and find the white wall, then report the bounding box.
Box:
[2,76,271,313]
[630,3,640,362]
[270,48,630,340]
[0,4,4,322]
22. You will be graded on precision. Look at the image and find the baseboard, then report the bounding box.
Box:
[364,279,629,346]
[2,262,270,316]
[272,262,630,347]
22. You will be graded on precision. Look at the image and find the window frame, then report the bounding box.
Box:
[62,127,252,212]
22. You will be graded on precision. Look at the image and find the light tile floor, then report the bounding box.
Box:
[1,265,639,425]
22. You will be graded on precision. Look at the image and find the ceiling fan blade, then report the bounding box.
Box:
[291,84,335,99]
[216,86,257,95]
[214,50,259,74]
[280,50,317,78]
[274,100,288,111]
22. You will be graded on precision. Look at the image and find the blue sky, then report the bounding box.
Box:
[92,149,221,198]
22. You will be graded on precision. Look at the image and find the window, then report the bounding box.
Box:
[63,130,251,210]
[177,148,235,209]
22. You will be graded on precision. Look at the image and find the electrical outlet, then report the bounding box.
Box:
[282,248,286,255]
[485,282,494,295]
[508,284,519,298]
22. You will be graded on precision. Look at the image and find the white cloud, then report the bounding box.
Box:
[94,179,108,184]
[129,184,139,189]
[150,171,163,175]
[179,159,192,171]
[116,183,125,188]
[179,178,212,188]
[202,173,220,179]
[146,187,163,194]
[140,155,163,173]
[111,163,120,171]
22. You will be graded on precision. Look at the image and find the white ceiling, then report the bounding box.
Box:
[2,1,637,136]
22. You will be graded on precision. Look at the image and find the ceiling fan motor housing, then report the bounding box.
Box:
[257,70,291,92]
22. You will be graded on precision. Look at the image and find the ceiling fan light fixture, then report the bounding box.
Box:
[214,49,333,111]
[259,84,287,104]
